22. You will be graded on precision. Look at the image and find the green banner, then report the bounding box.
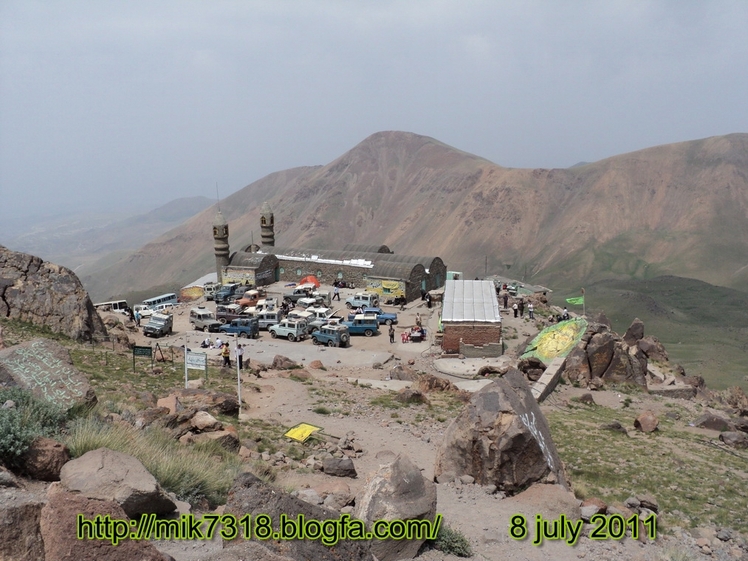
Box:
[566,296,584,305]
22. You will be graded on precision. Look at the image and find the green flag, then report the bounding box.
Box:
[566,296,585,305]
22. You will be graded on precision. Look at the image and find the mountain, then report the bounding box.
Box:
[82,131,748,302]
[6,196,213,277]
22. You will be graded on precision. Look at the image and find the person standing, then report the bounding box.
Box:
[221,343,231,368]
[518,300,525,318]
[528,302,534,319]
[389,324,395,344]
[333,285,340,301]
[236,344,244,370]
[426,293,432,309]
[134,310,141,327]
[512,303,518,318]
[503,293,508,309]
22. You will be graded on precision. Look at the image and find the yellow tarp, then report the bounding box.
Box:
[382,280,400,290]
[521,318,588,363]
[284,423,323,443]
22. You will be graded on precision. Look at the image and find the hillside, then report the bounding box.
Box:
[82,131,748,302]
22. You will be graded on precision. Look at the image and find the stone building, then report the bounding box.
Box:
[213,202,447,302]
[441,279,502,356]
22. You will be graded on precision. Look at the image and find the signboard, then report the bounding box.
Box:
[133,345,153,357]
[185,351,207,371]
[284,422,323,443]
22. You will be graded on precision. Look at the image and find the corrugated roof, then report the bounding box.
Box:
[442,280,501,323]
[342,243,393,254]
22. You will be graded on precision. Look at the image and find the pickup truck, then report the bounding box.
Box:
[216,304,249,324]
[282,285,315,304]
[342,314,380,337]
[143,313,173,338]
[268,319,308,342]
[345,292,379,309]
[218,318,259,339]
[311,324,351,347]
[346,307,397,325]
[189,307,222,332]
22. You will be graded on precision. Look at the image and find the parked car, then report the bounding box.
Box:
[218,318,259,339]
[282,285,315,304]
[311,324,351,348]
[256,309,283,330]
[346,307,397,325]
[189,307,222,332]
[235,288,267,308]
[203,282,219,301]
[143,313,173,338]
[345,292,380,309]
[305,307,341,332]
[268,319,308,342]
[214,283,243,304]
[140,303,175,318]
[216,304,247,324]
[342,314,380,337]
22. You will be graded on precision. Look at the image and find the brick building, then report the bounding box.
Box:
[441,279,502,355]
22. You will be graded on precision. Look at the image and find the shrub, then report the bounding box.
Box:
[0,388,66,469]
[431,525,473,558]
[313,406,331,415]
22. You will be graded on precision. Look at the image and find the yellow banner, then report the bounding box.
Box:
[382,280,400,289]
[284,423,322,443]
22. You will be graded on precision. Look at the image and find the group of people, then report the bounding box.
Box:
[510,299,534,320]
[198,338,248,370]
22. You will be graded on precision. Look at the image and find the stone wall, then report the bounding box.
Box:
[277,261,370,287]
[0,246,108,342]
[459,340,503,358]
[442,323,502,354]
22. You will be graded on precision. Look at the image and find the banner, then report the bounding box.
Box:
[566,296,585,305]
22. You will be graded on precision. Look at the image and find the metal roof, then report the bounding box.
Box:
[442,280,501,323]
[342,243,393,254]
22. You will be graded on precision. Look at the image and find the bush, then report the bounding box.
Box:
[431,525,473,558]
[0,388,66,469]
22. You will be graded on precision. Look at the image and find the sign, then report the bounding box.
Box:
[133,346,153,357]
[284,422,323,443]
[185,351,207,370]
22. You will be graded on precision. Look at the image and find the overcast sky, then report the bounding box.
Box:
[2,1,747,220]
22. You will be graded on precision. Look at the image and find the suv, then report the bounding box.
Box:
[143,313,173,338]
[311,324,351,348]
[190,307,222,332]
[268,319,308,342]
[203,282,219,301]
[214,284,242,304]
[346,307,397,325]
[219,318,259,339]
[216,304,245,324]
[283,285,315,304]
[256,309,283,329]
[342,314,380,337]
[345,292,379,309]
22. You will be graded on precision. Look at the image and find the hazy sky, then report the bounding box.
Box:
[2,1,747,220]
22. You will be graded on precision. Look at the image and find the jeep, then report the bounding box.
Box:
[189,307,221,332]
[218,317,259,339]
[342,314,380,337]
[311,324,351,348]
[345,292,380,309]
[143,313,173,338]
[268,319,308,342]
[346,307,397,325]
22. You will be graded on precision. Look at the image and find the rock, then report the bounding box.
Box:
[395,388,429,404]
[586,332,617,378]
[0,486,46,561]
[60,448,176,518]
[0,339,97,411]
[271,355,299,370]
[578,393,595,405]
[0,465,23,488]
[719,432,748,448]
[637,335,669,362]
[634,411,659,433]
[20,436,70,481]
[637,494,659,513]
[601,342,647,387]
[322,457,357,478]
[580,498,607,521]
[734,418,748,434]
[40,489,171,561]
[354,454,436,561]
[649,385,697,400]
[415,373,457,393]
[309,360,324,369]
[502,483,581,521]
[372,362,383,370]
[434,369,568,494]
[390,364,418,381]
[459,475,475,485]
[693,413,732,432]
[600,421,627,434]
[297,488,323,505]
[223,472,372,560]
[588,377,604,390]
[157,394,183,414]
[564,345,591,384]
[186,378,205,389]
[134,406,170,429]
[171,388,239,416]
[192,430,241,452]
[435,471,455,484]
[0,246,108,341]
[191,410,223,432]
[623,318,645,346]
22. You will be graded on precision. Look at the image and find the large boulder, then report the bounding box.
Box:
[0,246,108,342]
[271,355,299,370]
[59,448,176,518]
[434,369,567,494]
[601,342,647,387]
[20,436,70,481]
[623,318,645,346]
[223,472,373,561]
[637,336,669,362]
[564,345,591,385]
[586,332,617,378]
[40,489,172,561]
[0,486,46,561]
[0,339,97,411]
[171,388,239,416]
[354,454,437,561]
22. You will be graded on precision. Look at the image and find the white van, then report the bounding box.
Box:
[257,309,283,330]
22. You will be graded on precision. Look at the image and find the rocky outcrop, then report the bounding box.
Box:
[434,369,567,494]
[354,454,437,561]
[223,472,373,561]
[0,245,108,342]
[20,437,70,481]
[0,485,46,561]
[60,448,176,518]
[0,339,97,411]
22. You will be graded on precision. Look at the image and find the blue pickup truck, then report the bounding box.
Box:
[346,307,397,325]
[218,318,259,339]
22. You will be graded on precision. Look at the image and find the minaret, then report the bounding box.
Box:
[260,202,275,247]
[212,209,230,285]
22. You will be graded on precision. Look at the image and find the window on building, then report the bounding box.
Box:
[383,287,391,294]
[337,271,343,279]
[279,267,285,274]
[316,270,322,278]
[296,268,302,277]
